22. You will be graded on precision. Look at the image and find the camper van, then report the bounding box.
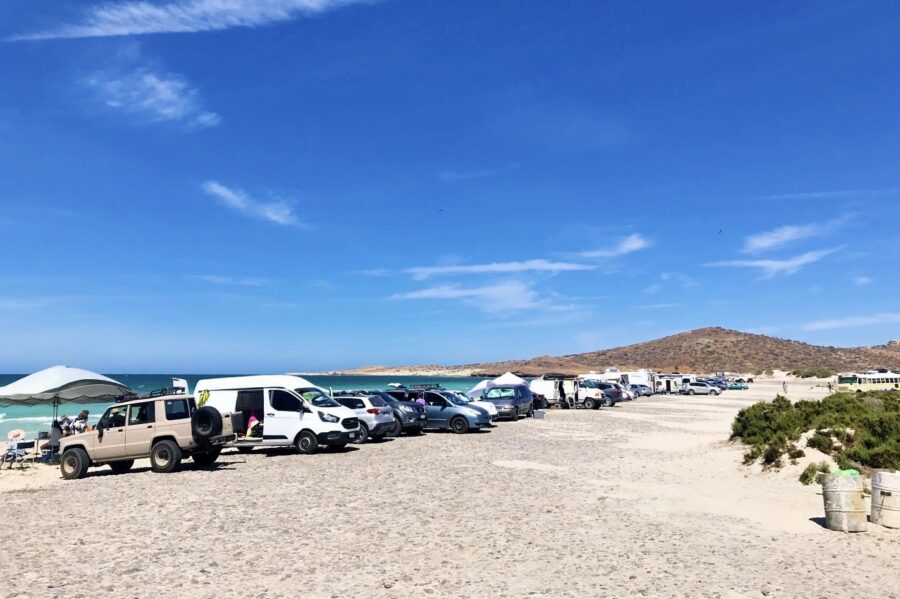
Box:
[581,369,657,390]
[193,375,360,454]
[529,374,612,409]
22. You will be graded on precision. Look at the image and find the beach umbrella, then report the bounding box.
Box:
[0,365,133,419]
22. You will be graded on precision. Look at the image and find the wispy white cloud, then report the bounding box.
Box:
[706,248,839,279]
[755,189,900,201]
[803,313,900,331]
[392,281,548,314]
[202,180,307,228]
[643,272,696,295]
[11,0,370,41]
[405,259,595,280]
[191,275,268,286]
[854,276,872,286]
[437,164,518,182]
[85,67,219,128]
[578,233,651,259]
[633,303,682,310]
[742,218,846,253]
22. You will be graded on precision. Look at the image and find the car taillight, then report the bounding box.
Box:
[366,408,380,414]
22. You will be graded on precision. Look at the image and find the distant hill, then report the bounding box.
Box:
[460,327,900,376]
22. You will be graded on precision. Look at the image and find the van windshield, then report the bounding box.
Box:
[295,388,340,408]
[441,392,469,406]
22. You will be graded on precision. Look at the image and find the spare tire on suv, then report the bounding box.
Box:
[192,406,223,442]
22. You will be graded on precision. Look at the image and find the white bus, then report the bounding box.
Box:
[836,371,900,393]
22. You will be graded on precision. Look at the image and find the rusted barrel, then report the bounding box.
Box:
[871,471,900,529]
[822,473,867,532]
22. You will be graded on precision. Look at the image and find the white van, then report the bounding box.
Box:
[193,375,360,454]
[529,374,607,408]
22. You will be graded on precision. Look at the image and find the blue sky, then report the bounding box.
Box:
[2,1,900,372]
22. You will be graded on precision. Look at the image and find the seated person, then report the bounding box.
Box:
[109,408,126,428]
[72,409,89,433]
[40,420,64,463]
[245,410,263,437]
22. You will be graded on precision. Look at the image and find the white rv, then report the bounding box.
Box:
[529,374,609,409]
[194,375,360,454]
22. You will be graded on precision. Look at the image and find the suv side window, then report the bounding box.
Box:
[101,406,127,428]
[425,392,447,407]
[335,398,353,409]
[270,390,301,412]
[164,399,190,420]
[128,401,156,425]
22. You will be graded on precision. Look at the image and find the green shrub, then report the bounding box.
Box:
[807,431,834,453]
[732,390,900,473]
[787,445,805,460]
[799,461,830,485]
[792,368,835,379]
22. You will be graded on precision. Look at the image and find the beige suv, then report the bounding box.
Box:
[59,393,236,480]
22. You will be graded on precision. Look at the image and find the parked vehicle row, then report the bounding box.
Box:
[56,371,750,479]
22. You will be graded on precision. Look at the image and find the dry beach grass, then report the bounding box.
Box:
[2,379,898,598]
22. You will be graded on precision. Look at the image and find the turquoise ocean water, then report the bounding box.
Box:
[0,374,483,439]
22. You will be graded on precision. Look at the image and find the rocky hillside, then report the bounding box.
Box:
[463,327,900,376]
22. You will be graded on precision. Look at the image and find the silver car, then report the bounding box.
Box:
[334,394,396,442]
[680,381,719,396]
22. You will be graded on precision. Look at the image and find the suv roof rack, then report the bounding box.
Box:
[117,386,186,402]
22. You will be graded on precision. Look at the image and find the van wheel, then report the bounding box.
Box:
[391,417,403,437]
[192,447,222,467]
[583,398,596,410]
[295,431,319,455]
[150,440,182,473]
[450,416,469,434]
[60,448,89,480]
[357,422,370,443]
[109,460,134,474]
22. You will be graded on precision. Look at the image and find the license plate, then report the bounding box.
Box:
[419,415,426,419]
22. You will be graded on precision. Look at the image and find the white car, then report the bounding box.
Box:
[334,394,396,442]
[680,381,719,396]
[451,391,498,420]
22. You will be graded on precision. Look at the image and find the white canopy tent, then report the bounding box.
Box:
[467,372,529,398]
[493,372,528,386]
[466,379,495,398]
[0,365,132,418]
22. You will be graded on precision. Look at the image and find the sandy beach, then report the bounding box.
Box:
[2,378,897,599]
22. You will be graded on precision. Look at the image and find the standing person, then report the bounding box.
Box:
[782,381,788,395]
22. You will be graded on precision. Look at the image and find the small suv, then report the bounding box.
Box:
[681,381,719,396]
[364,390,426,436]
[58,393,236,480]
[335,394,395,442]
[480,385,534,420]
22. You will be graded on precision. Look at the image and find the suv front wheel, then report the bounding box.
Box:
[60,448,90,480]
[150,440,182,473]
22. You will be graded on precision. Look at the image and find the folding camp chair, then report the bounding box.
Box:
[2,440,36,469]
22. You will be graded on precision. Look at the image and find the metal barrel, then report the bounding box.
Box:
[822,474,867,532]
[871,471,900,529]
